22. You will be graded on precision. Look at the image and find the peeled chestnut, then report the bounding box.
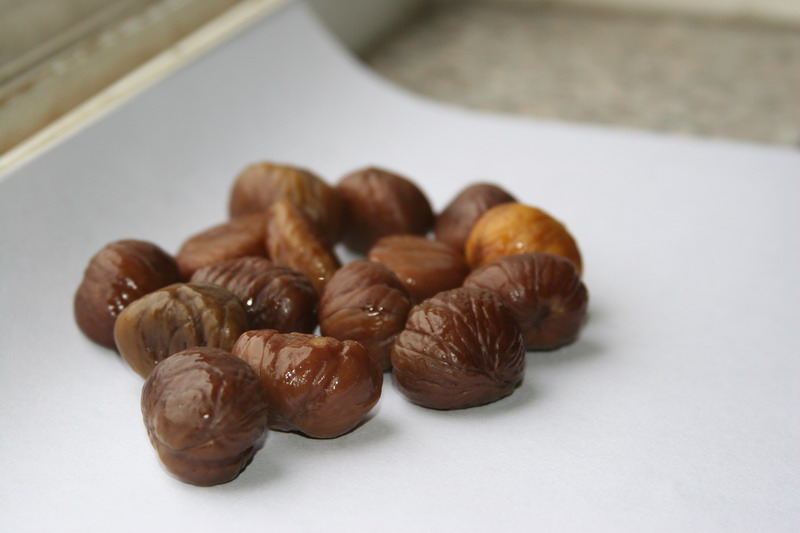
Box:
[175,213,267,280]
[464,252,588,350]
[141,347,269,486]
[435,183,516,252]
[367,234,469,303]
[114,282,249,378]
[336,167,434,254]
[228,162,343,244]
[319,260,412,370]
[465,203,582,274]
[266,199,340,293]
[74,240,181,349]
[191,256,317,333]
[391,287,525,410]
[232,330,383,438]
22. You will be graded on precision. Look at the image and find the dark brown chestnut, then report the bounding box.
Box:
[463,252,588,350]
[191,256,318,333]
[175,213,267,280]
[391,287,525,410]
[434,183,516,252]
[74,240,181,349]
[232,330,382,438]
[367,234,469,303]
[319,260,412,370]
[228,162,343,244]
[336,167,434,254]
[141,347,269,486]
[266,199,340,294]
[114,282,249,378]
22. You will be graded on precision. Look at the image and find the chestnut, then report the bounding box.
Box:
[228,162,343,244]
[175,213,267,280]
[465,203,582,274]
[434,183,516,252]
[391,287,525,410]
[464,252,588,350]
[318,260,412,370]
[141,347,269,486]
[367,234,469,303]
[114,282,249,378]
[191,256,318,333]
[232,330,383,438]
[336,167,434,254]
[74,240,180,349]
[266,199,340,294]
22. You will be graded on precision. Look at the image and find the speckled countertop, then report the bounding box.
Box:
[365,1,800,147]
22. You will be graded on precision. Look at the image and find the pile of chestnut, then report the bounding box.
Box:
[74,164,588,486]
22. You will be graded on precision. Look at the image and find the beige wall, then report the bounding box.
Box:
[481,0,800,24]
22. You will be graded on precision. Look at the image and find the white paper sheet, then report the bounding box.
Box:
[1,3,799,532]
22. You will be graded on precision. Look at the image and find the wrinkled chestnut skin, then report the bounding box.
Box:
[336,167,434,254]
[266,199,340,294]
[74,240,181,349]
[228,162,343,244]
[391,287,525,410]
[465,203,583,275]
[367,235,469,303]
[191,257,317,333]
[319,260,412,370]
[114,283,249,378]
[464,253,588,350]
[141,347,269,486]
[175,213,267,280]
[232,331,383,438]
[435,183,516,252]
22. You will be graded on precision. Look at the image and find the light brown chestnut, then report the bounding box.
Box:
[74,240,181,349]
[266,199,340,294]
[175,213,267,280]
[465,203,582,274]
[141,347,269,486]
[367,234,469,303]
[434,183,516,252]
[191,256,318,333]
[228,162,343,244]
[336,167,434,254]
[464,252,588,350]
[319,260,412,370]
[232,330,383,438]
[391,287,525,410]
[114,282,249,378]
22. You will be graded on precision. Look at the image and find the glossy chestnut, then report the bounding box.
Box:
[391,287,525,410]
[464,252,588,350]
[141,347,269,486]
[74,239,181,349]
[319,260,412,370]
[114,282,249,378]
[232,330,382,438]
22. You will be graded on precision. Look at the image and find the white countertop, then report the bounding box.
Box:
[1,3,799,531]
